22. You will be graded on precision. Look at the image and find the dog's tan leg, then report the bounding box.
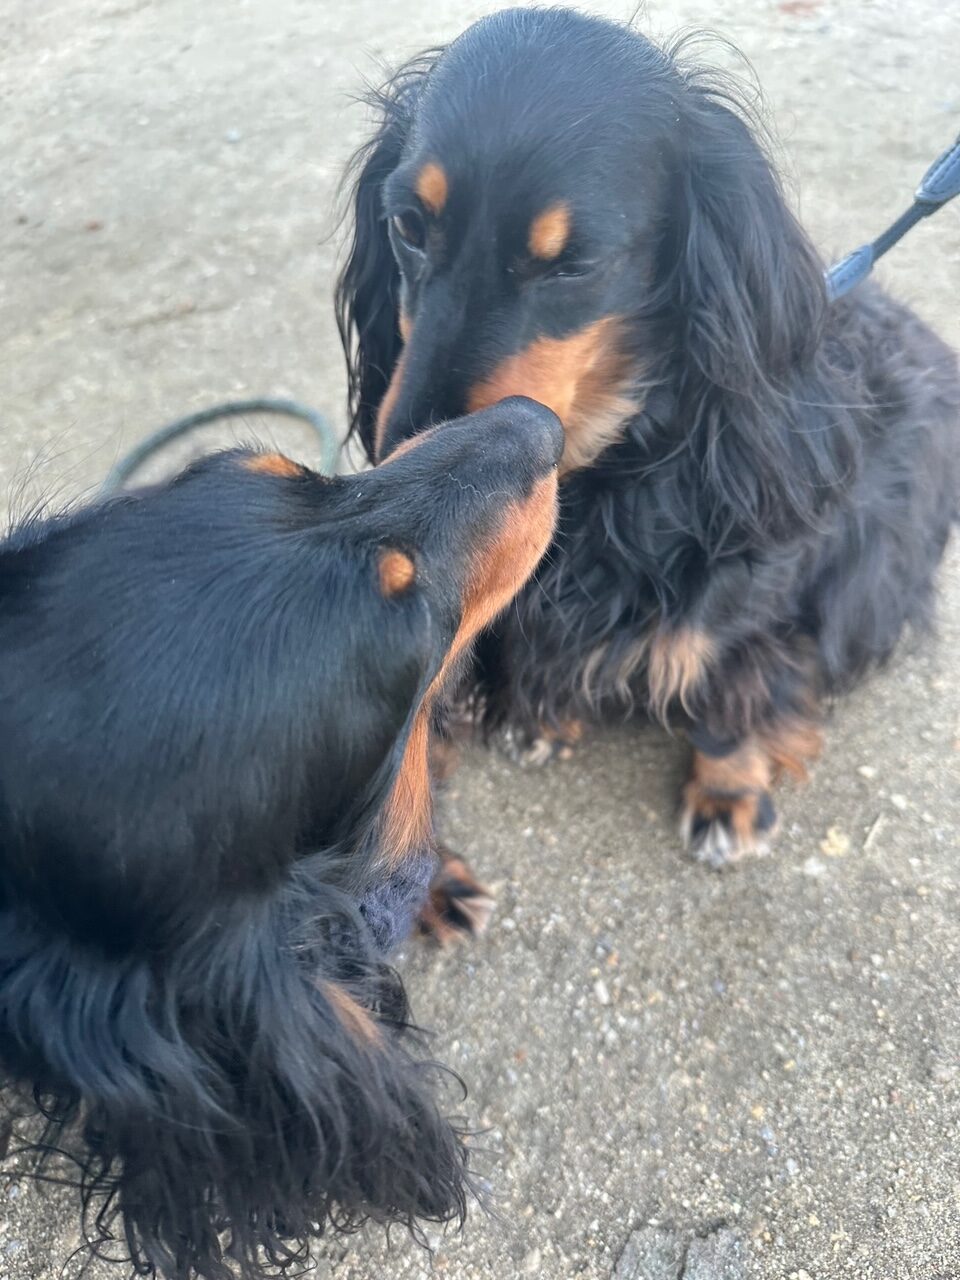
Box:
[504,718,585,768]
[417,845,496,945]
[681,719,822,868]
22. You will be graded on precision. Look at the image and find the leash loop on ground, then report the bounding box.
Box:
[100,397,340,495]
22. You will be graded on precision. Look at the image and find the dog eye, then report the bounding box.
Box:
[545,259,596,281]
[391,211,426,253]
[512,256,598,284]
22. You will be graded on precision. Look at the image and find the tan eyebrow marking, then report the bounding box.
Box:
[529,202,571,260]
[414,161,448,215]
[243,453,304,477]
[378,549,416,597]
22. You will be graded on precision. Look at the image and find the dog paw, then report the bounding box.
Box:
[503,731,558,768]
[680,782,778,869]
[417,853,495,945]
[502,720,583,769]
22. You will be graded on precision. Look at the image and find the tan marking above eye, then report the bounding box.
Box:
[529,201,571,260]
[414,161,448,215]
[243,453,304,478]
[378,548,416,597]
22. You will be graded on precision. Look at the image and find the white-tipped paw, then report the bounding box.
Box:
[680,784,778,869]
[417,854,495,945]
[502,721,583,769]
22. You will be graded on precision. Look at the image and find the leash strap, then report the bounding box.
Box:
[825,133,960,301]
[101,398,340,494]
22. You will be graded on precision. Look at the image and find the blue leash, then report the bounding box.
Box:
[100,397,340,495]
[825,133,960,300]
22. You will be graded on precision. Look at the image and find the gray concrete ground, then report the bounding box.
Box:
[1,1,958,1276]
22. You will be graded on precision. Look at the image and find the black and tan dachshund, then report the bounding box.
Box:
[337,6,958,874]
[0,398,562,1279]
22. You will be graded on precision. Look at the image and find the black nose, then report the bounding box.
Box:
[482,396,565,471]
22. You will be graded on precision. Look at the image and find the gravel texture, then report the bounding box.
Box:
[1,1,958,1277]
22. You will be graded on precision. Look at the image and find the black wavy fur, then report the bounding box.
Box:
[336,50,442,444]
[336,7,958,757]
[0,402,563,1279]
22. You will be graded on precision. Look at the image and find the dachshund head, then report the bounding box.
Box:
[338,7,834,537]
[0,397,561,1278]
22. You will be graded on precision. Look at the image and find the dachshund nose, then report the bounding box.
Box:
[499,396,565,468]
[472,396,564,479]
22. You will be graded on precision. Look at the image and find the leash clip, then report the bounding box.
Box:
[825,132,960,301]
[915,134,960,206]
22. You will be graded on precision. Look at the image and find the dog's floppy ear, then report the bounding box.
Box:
[0,870,468,1279]
[662,62,856,543]
[336,53,440,462]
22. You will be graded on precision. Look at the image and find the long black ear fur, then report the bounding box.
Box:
[0,861,468,1279]
[661,51,861,547]
[336,54,441,461]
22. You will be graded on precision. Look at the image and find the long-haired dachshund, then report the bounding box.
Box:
[0,398,562,1279]
[337,6,958,873]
